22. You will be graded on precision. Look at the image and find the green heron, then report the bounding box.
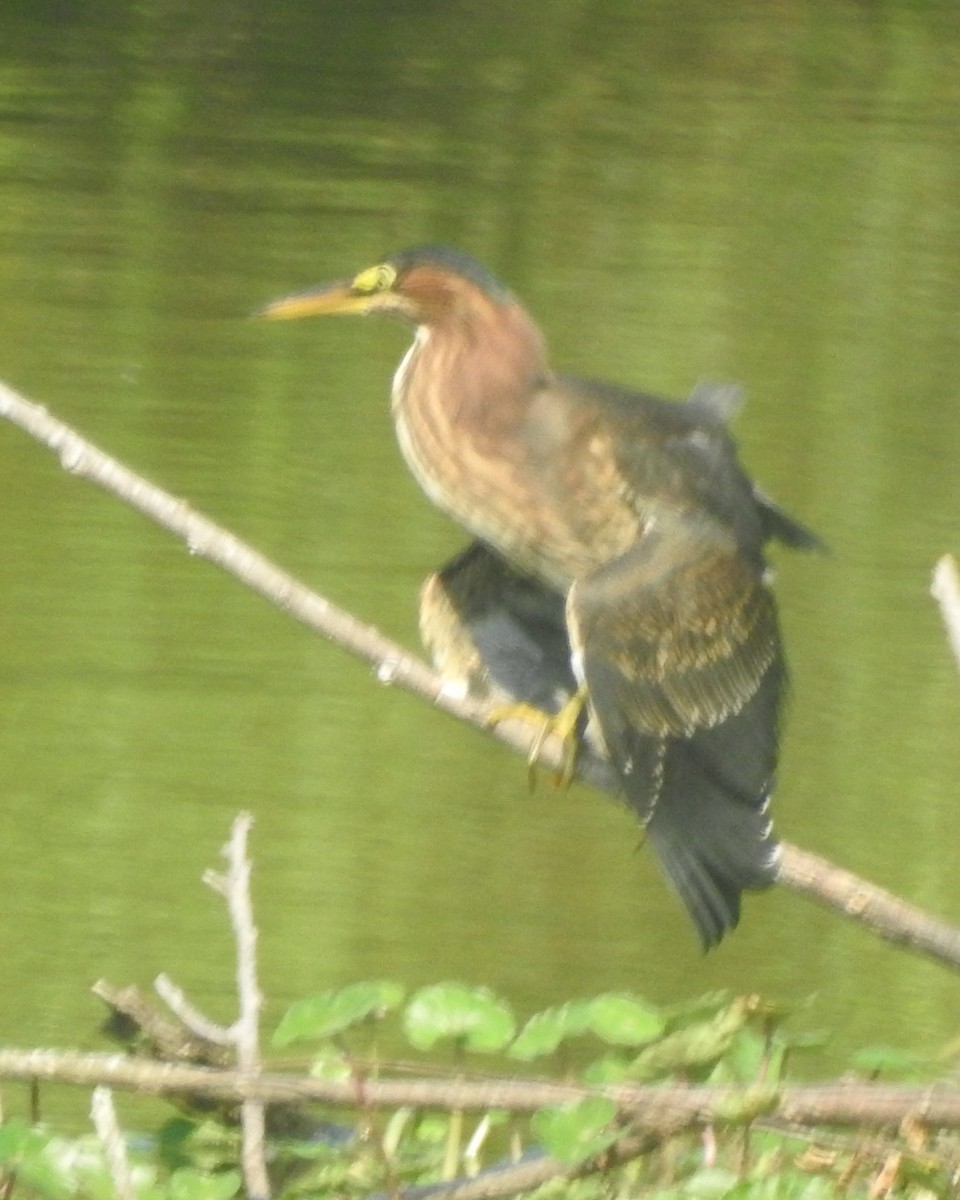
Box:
[261,246,821,948]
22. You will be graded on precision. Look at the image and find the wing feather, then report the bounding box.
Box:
[567,513,784,947]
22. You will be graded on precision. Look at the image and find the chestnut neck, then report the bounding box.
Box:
[394,289,551,439]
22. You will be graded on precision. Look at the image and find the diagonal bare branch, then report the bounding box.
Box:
[3,376,960,969]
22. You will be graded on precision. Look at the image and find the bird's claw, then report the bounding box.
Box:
[487,688,586,790]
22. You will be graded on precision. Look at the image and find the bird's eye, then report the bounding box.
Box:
[353,263,397,295]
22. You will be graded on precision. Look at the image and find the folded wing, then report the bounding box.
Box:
[566,512,784,947]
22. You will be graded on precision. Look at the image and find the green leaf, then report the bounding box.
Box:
[587,993,666,1047]
[509,1001,593,1059]
[157,1117,202,1171]
[168,1167,242,1200]
[308,1044,354,1081]
[0,1120,51,1162]
[581,1052,633,1084]
[660,990,732,1028]
[776,1029,830,1053]
[272,981,404,1046]
[850,1045,933,1079]
[626,997,751,1081]
[403,983,515,1052]
[530,1097,619,1164]
[0,1123,73,1200]
[707,1084,780,1123]
[714,1027,770,1084]
[679,1165,740,1197]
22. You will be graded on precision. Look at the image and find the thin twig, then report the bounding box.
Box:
[2,377,960,969]
[90,1087,136,1200]
[932,555,960,672]
[218,814,270,1200]
[152,819,271,1196]
[94,979,230,1064]
[154,974,234,1046]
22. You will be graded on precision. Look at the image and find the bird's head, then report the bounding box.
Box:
[258,245,516,329]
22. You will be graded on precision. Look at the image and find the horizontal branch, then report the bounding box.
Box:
[0,1048,958,1132]
[3,377,960,968]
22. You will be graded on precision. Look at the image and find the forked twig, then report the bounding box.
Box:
[153,974,234,1046]
[216,814,270,1200]
[154,816,270,1198]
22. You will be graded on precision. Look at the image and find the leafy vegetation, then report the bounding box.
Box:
[1,977,957,1200]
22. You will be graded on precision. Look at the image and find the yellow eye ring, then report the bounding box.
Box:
[353,263,397,295]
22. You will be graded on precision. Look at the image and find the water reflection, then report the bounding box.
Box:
[1,1,959,1075]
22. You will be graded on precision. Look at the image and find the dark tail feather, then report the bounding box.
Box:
[643,751,780,949]
[754,486,826,553]
[620,664,785,949]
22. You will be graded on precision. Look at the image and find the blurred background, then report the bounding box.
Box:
[1,0,960,1098]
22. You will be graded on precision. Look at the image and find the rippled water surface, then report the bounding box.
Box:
[2,1,960,1080]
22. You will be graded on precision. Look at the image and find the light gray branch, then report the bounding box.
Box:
[0,377,608,787]
[3,376,960,970]
[154,974,234,1045]
[932,554,960,672]
[2,1048,960,1129]
[90,1087,136,1200]
[219,814,270,1200]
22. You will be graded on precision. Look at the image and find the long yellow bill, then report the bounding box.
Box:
[256,281,370,320]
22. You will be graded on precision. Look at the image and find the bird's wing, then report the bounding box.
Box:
[566,512,784,948]
[567,514,777,747]
[420,542,577,713]
[556,375,824,561]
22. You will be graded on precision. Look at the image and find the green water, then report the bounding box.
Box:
[1,1,960,1084]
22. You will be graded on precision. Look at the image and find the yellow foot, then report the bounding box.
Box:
[487,687,587,789]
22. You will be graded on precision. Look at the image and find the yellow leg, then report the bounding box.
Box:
[487,686,587,788]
